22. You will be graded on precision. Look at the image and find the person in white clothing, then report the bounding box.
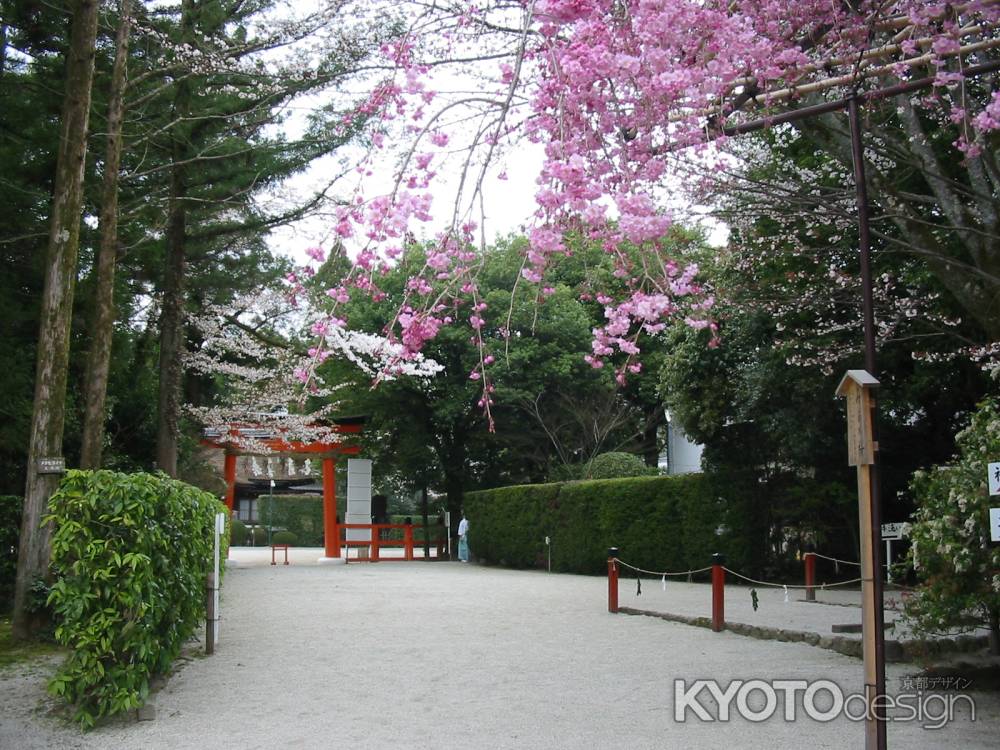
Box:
[457,513,470,562]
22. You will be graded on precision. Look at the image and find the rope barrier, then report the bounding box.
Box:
[723,566,862,589]
[811,552,862,567]
[613,556,891,591]
[614,558,713,578]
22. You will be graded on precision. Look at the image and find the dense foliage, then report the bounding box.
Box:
[904,396,1000,653]
[45,470,228,727]
[0,0,388,491]
[320,234,696,521]
[0,496,21,612]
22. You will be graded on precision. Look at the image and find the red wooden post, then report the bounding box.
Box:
[404,523,414,561]
[804,551,816,602]
[607,547,619,613]
[223,452,236,512]
[711,553,725,632]
[371,525,380,562]
[322,457,339,558]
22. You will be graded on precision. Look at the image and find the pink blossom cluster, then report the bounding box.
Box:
[301,0,999,412]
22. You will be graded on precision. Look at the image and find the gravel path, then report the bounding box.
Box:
[1,554,997,749]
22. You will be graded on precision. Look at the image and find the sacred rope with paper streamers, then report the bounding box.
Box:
[613,556,868,617]
[722,567,863,590]
[614,559,714,579]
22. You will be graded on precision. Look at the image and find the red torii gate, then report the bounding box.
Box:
[201,417,364,560]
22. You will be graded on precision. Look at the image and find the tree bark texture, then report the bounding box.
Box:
[80,0,132,469]
[155,168,187,477]
[155,0,194,477]
[13,0,100,639]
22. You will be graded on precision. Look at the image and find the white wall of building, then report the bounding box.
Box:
[665,421,704,475]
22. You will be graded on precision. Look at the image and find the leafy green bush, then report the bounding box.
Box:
[45,470,228,728]
[904,397,1000,652]
[271,530,297,545]
[584,452,657,479]
[249,526,269,546]
[0,495,22,613]
[230,518,248,546]
[465,475,742,575]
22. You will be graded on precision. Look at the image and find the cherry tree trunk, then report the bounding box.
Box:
[80,0,132,470]
[13,0,100,639]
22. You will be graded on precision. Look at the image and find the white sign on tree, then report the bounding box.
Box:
[990,508,1000,544]
[988,462,1000,496]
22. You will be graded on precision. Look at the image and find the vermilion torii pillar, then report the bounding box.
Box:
[223,452,237,511]
[322,457,337,559]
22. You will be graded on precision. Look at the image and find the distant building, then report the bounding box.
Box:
[659,415,704,475]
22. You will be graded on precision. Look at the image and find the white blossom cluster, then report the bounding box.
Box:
[184,288,440,450]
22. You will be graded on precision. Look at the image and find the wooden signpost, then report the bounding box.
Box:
[836,369,884,750]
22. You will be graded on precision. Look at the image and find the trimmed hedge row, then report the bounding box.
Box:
[258,495,324,546]
[45,470,228,728]
[465,475,752,575]
[0,495,21,612]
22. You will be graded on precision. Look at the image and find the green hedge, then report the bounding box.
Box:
[258,495,324,546]
[45,470,229,728]
[585,452,658,479]
[0,495,21,612]
[465,475,747,575]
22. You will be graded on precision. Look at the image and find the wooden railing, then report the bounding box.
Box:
[339,523,447,561]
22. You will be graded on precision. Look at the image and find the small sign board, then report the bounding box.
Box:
[881,522,908,540]
[989,462,1000,496]
[990,508,1000,543]
[37,457,66,474]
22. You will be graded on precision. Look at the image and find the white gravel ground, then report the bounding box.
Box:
[1,553,997,749]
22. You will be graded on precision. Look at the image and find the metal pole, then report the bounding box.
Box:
[848,95,888,750]
[268,478,274,546]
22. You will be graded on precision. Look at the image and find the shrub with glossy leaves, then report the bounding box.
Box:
[45,470,228,728]
[904,396,1000,652]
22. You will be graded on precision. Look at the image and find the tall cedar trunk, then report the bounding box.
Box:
[80,0,132,469]
[12,0,100,639]
[155,0,194,477]
[156,170,186,477]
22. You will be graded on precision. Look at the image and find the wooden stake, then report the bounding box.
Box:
[837,370,883,750]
